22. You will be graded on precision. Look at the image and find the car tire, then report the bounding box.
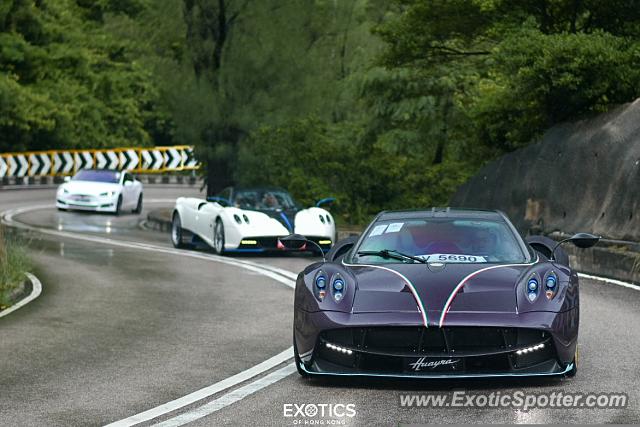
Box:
[115,195,123,216]
[526,235,570,266]
[326,236,359,262]
[133,193,143,214]
[171,213,187,248]
[566,348,578,378]
[213,218,225,255]
[293,336,310,378]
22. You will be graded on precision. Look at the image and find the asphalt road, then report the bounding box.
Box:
[1,187,639,426]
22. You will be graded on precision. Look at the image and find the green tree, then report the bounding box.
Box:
[376,0,640,152]
[0,0,169,152]
[181,0,388,194]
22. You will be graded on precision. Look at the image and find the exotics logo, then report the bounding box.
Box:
[283,403,356,425]
[408,357,460,371]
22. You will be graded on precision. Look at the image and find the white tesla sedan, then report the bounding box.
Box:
[56,169,143,215]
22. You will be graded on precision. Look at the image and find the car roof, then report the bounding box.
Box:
[376,208,505,222]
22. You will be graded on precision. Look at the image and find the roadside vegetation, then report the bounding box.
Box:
[0,227,32,309]
[2,1,639,224]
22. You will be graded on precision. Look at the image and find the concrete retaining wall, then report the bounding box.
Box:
[565,244,640,284]
[452,99,640,241]
[452,99,640,283]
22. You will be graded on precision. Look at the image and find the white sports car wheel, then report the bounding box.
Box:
[171,213,187,248]
[213,219,225,255]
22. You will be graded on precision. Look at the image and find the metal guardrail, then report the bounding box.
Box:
[0,146,200,178]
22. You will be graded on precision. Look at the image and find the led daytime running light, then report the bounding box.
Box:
[515,343,545,356]
[325,342,353,355]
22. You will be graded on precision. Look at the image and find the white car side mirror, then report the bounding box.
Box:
[64,176,71,183]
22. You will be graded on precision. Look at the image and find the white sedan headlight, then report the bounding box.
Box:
[99,191,117,198]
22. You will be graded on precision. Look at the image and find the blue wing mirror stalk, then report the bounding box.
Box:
[207,196,231,207]
[551,233,600,261]
[278,234,326,262]
[315,197,336,208]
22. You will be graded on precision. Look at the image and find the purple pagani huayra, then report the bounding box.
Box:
[283,208,599,379]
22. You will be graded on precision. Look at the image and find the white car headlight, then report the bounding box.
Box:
[100,191,117,197]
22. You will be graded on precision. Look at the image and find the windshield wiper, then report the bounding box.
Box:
[356,249,427,264]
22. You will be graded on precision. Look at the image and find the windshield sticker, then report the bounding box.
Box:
[385,222,404,233]
[419,254,488,263]
[369,224,388,237]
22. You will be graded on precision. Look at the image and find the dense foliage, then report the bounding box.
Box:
[0,0,170,152]
[1,0,639,224]
[377,0,640,153]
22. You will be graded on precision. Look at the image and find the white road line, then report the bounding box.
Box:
[1,202,298,425]
[578,272,640,291]
[10,200,299,284]
[105,350,294,427]
[153,364,297,427]
[0,272,42,319]
[1,203,298,287]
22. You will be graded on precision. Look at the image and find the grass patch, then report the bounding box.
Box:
[0,226,32,308]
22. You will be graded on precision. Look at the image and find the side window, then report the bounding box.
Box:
[124,173,133,183]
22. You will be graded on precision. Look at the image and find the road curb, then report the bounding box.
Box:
[0,272,42,319]
[145,208,173,233]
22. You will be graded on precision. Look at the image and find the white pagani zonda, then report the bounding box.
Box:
[171,187,336,254]
[56,169,144,215]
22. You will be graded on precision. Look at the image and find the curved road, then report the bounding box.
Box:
[1,187,639,425]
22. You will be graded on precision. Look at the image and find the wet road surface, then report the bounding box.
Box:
[1,187,639,425]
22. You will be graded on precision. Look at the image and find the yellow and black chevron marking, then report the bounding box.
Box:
[0,146,199,178]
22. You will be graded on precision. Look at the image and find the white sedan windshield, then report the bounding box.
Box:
[73,170,120,184]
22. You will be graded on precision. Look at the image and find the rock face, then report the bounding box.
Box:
[452,99,640,241]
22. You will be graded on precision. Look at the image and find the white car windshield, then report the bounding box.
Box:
[353,218,526,264]
[73,170,120,184]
